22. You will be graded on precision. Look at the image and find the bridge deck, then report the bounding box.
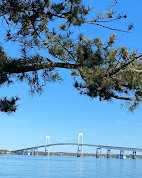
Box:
[12,143,142,152]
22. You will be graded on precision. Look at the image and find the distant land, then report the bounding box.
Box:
[0,150,14,155]
[1,150,142,159]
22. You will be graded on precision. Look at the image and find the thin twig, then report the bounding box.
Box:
[106,54,142,77]
[85,17,123,23]
[86,22,129,33]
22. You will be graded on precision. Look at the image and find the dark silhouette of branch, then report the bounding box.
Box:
[106,54,142,77]
[85,22,130,33]
[111,94,142,101]
[4,61,80,74]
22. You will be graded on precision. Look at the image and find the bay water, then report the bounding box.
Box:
[0,155,141,177]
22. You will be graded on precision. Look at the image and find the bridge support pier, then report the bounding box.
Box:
[30,150,33,155]
[120,151,124,159]
[107,150,111,158]
[33,149,38,156]
[19,151,23,155]
[132,151,136,159]
[36,149,38,155]
[45,136,50,156]
[96,148,102,158]
[77,133,83,157]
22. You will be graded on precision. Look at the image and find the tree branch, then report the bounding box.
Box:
[128,67,142,73]
[111,94,142,101]
[4,61,80,74]
[106,54,142,77]
[85,16,124,23]
[85,22,130,33]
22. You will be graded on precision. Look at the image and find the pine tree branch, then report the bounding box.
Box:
[111,94,142,101]
[4,61,80,74]
[85,16,125,23]
[85,22,130,33]
[106,54,142,77]
[128,68,142,73]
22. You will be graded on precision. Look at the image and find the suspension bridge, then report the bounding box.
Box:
[12,133,142,159]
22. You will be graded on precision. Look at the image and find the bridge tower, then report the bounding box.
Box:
[77,133,83,157]
[45,136,50,156]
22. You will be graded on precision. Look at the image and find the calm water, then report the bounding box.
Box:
[0,155,142,177]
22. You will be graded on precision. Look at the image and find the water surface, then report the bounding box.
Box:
[0,155,141,177]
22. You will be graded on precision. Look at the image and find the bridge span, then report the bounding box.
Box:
[12,143,142,152]
[12,133,141,159]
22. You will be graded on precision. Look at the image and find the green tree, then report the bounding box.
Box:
[0,0,142,113]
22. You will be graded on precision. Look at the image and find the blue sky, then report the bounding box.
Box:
[0,0,142,154]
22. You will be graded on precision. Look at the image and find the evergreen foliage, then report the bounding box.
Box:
[0,0,141,112]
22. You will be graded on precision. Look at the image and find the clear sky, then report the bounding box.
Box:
[0,0,142,154]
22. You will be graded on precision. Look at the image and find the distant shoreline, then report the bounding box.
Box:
[1,150,142,159]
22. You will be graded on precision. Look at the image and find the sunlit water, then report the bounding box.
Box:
[0,155,141,177]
